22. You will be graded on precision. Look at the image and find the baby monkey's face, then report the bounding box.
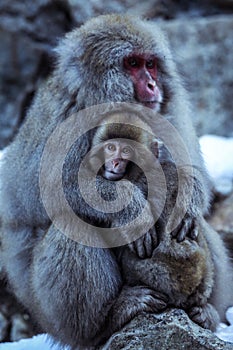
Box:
[102,140,134,181]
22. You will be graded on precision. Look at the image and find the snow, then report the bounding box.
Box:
[199,135,233,181]
[0,150,3,190]
[216,307,233,343]
[0,334,70,350]
[0,135,233,349]
[199,135,233,194]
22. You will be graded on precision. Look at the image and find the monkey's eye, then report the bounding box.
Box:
[127,57,139,68]
[105,143,116,152]
[146,59,156,69]
[122,146,133,155]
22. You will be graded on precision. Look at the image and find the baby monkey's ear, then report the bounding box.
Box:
[151,139,163,159]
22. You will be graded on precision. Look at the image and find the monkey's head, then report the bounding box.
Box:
[55,14,175,113]
[89,116,160,181]
[101,139,135,181]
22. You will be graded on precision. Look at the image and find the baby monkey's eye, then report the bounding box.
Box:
[105,143,116,152]
[122,146,133,155]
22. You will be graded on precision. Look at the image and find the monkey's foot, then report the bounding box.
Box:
[188,303,220,332]
[110,286,168,327]
[171,215,198,242]
[128,227,158,258]
[95,286,168,346]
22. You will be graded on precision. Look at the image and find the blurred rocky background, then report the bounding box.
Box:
[0,0,233,348]
[0,0,233,149]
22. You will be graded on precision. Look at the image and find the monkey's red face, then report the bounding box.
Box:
[123,54,162,110]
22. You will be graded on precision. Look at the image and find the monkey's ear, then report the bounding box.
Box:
[54,29,84,94]
[151,139,163,159]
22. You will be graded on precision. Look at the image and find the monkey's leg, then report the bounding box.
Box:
[0,225,38,305]
[171,218,233,330]
[94,285,168,346]
[30,225,167,348]
[118,235,222,332]
[201,219,233,323]
[29,224,124,349]
[161,166,206,243]
[188,304,220,331]
[110,184,160,259]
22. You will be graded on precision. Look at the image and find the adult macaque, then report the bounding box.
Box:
[0,14,232,349]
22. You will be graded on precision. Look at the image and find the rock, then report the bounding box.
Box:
[10,313,34,342]
[214,180,233,198]
[0,278,37,343]
[0,312,8,342]
[162,15,233,137]
[0,0,71,37]
[0,2,232,148]
[0,0,73,149]
[68,0,233,23]
[208,192,233,234]
[208,191,233,260]
[100,310,233,350]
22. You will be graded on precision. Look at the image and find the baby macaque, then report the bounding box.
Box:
[92,116,233,332]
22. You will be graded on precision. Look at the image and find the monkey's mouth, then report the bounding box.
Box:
[105,170,124,181]
[143,101,159,109]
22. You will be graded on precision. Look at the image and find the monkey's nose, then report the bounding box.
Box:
[112,160,120,168]
[148,80,156,91]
